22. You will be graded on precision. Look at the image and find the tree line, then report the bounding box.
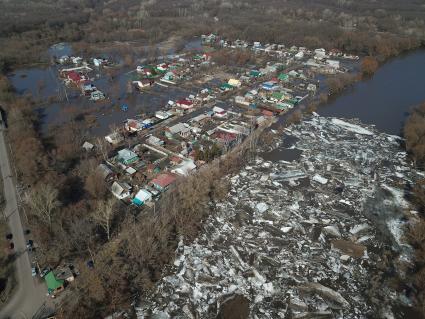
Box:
[403,102,425,316]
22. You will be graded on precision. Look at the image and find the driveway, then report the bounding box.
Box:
[0,123,50,319]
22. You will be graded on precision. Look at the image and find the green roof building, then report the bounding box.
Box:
[118,149,139,165]
[271,92,284,101]
[250,70,262,78]
[220,83,234,91]
[45,271,64,294]
[278,73,289,82]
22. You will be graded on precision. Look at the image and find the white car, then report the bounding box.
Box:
[31,266,37,277]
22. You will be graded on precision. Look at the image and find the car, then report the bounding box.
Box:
[39,267,51,278]
[31,266,37,277]
[8,242,14,250]
[5,233,13,240]
[26,240,33,249]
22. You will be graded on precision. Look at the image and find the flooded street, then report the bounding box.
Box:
[7,39,205,136]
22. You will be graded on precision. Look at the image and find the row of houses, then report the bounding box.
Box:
[133,53,212,90]
[201,33,359,60]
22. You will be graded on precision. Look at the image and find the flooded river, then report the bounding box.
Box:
[319,49,425,136]
[263,48,425,162]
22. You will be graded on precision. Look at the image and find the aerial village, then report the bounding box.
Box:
[52,34,359,215]
[31,37,360,298]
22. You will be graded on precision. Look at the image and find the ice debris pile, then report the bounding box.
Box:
[139,115,421,318]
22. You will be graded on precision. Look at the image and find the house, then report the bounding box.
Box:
[147,135,164,146]
[217,122,250,135]
[235,96,249,106]
[82,141,94,151]
[161,71,178,84]
[133,79,154,90]
[90,90,105,101]
[97,164,115,181]
[111,181,131,199]
[288,70,299,77]
[117,149,139,165]
[155,63,168,73]
[215,131,237,145]
[132,189,152,206]
[171,160,196,176]
[168,123,191,138]
[126,167,137,175]
[45,272,64,296]
[150,173,177,191]
[105,132,124,145]
[262,109,274,117]
[125,119,144,132]
[81,83,97,95]
[176,98,194,110]
[262,81,278,91]
[71,56,83,64]
[58,56,69,64]
[155,111,171,120]
[170,156,183,165]
[142,118,154,129]
[315,48,326,59]
[249,70,262,78]
[219,83,234,92]
[278,73,289,82]
[228,79,241,87]
[66,71,84,85]
[136,66,153,75]
[295,51,304,59]
[93,58,101,67]
[326,59,340,69]
[55,266,75,282]
[256,116,268,126]
[307,83,317,92]
[270,92,285,102]
[202,33,218,44]
[93,58,108,67]
[213,106,227,118]
[191,113,210,124]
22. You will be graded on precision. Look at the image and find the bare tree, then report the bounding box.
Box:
[96,137,110,161]
[25,183,60,228]
[92,199,116,241]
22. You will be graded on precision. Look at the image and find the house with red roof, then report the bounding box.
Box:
[150,173,177,191]
[176,98,194,110]
[66,71,85,85]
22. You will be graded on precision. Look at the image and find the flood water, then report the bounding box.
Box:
[319,49,425,136]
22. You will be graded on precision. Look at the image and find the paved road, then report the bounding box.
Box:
[0,123,47,319]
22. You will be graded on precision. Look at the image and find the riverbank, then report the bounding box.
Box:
[318,48,425,136]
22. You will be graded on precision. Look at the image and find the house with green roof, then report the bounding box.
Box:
[117,149,139,165]
[249,70,262,78]
[278,73,289,82]
[276,103,289,111]
[45,271,64,294]
[219,83,234,92]
[271,92,285,102]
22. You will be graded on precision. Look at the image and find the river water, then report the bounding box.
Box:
[319,49,425,136]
